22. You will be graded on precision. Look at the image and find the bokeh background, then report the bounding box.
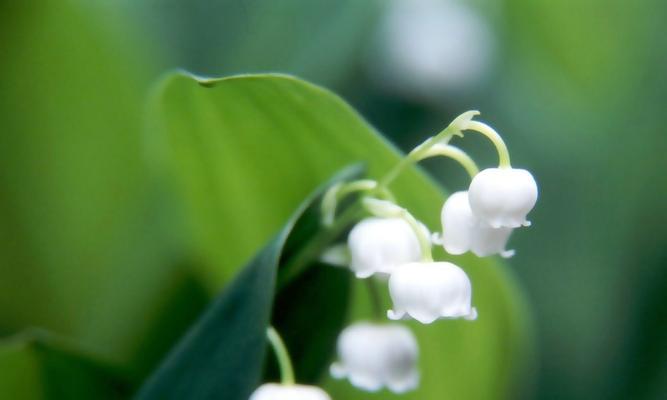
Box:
[2,0,666,399]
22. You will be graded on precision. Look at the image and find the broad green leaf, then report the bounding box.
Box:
[0,0,201,379]
[0,330,131,399]
[136,166,361,400]
[146,73,534,399]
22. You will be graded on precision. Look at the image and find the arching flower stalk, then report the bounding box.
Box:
[249,327,331,400]
[452,113,539,228]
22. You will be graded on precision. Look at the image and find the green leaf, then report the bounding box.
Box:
[0,330,131,400]
[0,0,194,378]
[136,166,361,400]
[145,72,534,399]
[136,233,279,400]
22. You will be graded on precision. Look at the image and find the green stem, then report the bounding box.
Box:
[365,279,385,321]
[400,208,433,262]
[266,327,295,385]
[361,198,433,262]
[321,180,394,227]
[378,114,468,189]
[464,120,511,168]
[418,144,480,178]
[378,138,440,189]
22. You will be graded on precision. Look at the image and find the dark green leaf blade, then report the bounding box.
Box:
[136,237,280,400]
[136,166,361,400]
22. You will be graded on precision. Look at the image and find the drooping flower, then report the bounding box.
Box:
[468,167,538,228]
[249,383,331,400]
[388,262,477,323]
[371,0,494,96]
[330,322,419,393]
[441,191,514,257]
[348,217,427,278]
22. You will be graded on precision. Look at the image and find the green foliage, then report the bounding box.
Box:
[0,331,131,399]
[0,3,533,398]
[0,0,204,378]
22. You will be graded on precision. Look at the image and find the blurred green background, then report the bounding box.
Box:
[2,0,666,399]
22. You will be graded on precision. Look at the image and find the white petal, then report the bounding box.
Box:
[468,168,538,228]
[470,222,513,257]
[387,309,406,321]
[442,191,513,257]
[330,322,419,393]
[388,262,476,323]
[500,249,516,258]
[441,191,476,255]
[249,384,331,400]
[348,217,424,278]
[329,362,346,379]
[319,244,351,267]
[387,369,420,394]
[349,374,383,392]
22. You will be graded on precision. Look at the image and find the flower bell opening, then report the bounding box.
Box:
[330,322,420,393]
[441,191,514,257]
[249,383,332,400]
[468,167,538,228]
[388,262,478,324]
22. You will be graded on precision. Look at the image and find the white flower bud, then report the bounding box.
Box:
[330,322,419,393]
[388,262,477,324]
[468,168,538,228]
[348,217,426,278]
[249,383,330,400]
[441,191,514,257]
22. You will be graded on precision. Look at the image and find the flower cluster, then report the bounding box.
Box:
[249,111,538,399]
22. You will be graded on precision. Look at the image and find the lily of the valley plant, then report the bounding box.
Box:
[251,111,538,398]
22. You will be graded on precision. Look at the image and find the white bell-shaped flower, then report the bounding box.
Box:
[468,167,538,228]
[330,322,419,393]
[441,191,514,257]
[348,217,426,278]
[388,262,477,324]
[249,383,331,400]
